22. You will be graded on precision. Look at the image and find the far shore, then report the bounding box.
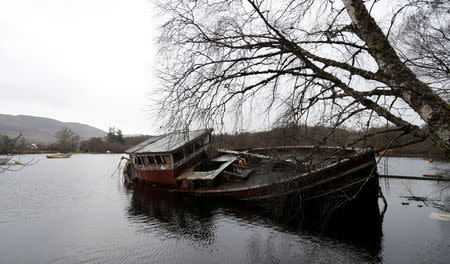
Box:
[13,148,448,161]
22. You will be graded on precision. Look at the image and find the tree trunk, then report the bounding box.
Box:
[343,0,450,155]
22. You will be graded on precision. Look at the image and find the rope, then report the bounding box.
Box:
[109,156,127,178]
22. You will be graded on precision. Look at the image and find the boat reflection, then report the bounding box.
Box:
[126,184,218,243]
[126,183,383,260]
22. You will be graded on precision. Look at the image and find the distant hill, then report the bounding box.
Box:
[0,114,106,144]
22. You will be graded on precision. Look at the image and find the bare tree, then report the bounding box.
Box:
[55,127,80,152]
[156,0,449,156]
[0,134,33,174]
[396,1,449,102]
[0,134,24,155]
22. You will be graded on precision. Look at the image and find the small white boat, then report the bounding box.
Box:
[0,157,9,165]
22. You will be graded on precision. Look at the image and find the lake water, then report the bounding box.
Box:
[0,154,448,263]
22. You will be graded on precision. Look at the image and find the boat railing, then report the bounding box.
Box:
[137,164,175,170]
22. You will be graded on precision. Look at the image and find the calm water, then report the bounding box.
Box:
[0,154,448,264]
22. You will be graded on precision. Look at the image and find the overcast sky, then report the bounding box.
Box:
[0,0,160,135]
[0,1,421,136]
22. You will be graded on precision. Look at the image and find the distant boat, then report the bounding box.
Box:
[46,153,71,159]
[0,157,9,165]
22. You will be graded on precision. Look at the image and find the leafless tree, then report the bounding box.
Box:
[156,0,449,157]
[396,1,449,102]
[55,127,80,152]
[0,134,34,174]
[0,134,23,155]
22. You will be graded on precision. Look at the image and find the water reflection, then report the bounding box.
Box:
[127,184,218,243]
[126,183,384,262]
[1,155,448,263]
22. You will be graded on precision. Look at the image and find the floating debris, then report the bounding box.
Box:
[401,195,427,202]
[423,174,443,178]
[429,213,450,222]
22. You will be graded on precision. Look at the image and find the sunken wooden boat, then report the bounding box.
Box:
[46,153,72,159]
[123,129,378,201]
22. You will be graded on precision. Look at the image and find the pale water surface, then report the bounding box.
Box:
[0,154,448,263]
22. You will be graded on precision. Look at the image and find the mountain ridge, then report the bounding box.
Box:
[0,114,107,144]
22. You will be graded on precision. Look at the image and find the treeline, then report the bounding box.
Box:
[4,125,446,158]
[9,127,151,154]
[212,125,446,159]
[29,135,150,154]
[78,135,150,153]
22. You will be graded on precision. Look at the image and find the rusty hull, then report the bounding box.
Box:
[127,146,378,201]
[170,150,377,200]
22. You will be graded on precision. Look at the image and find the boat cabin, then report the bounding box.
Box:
[125,129,213,186]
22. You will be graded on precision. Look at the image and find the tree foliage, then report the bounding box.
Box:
[156,0,449,157]
[107,127,124,143]
[79,135,151,153]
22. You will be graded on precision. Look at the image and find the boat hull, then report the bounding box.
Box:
[0,158,9,165]
[46,153,72,158]
[172,151,377,200]
[126,147,378,202]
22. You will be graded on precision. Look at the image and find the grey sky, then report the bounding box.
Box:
[0,0,159,135]
[0,0,424,136]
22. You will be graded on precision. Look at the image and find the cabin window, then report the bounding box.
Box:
[147,156,157,165]
[173,149,184,163]
[140,155,170,166]
[185,143,194,156]
[194,139,203,151]
[163,155,171,165]
[155,155,164,164]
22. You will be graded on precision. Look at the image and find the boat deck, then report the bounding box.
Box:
[177,154,238,181]
[192,148,362,192]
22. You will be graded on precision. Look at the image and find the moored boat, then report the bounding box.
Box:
[123,129,379,201]
[46,153,72,159]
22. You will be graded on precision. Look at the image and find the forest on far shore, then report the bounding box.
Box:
[2,125,445,159]
[213,126,447,159]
